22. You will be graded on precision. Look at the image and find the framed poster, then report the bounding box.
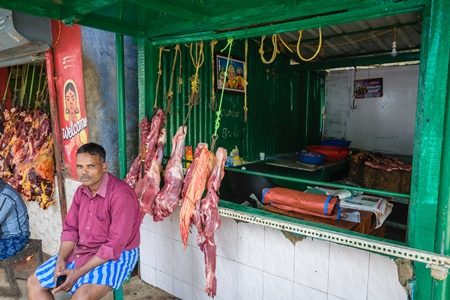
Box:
[354,77,383,98]
[215,52,245,94]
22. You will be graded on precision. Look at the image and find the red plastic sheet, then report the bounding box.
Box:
[262,187,341,220]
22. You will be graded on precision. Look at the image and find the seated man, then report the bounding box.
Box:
[0,179,30,260]
[27,143,141,300]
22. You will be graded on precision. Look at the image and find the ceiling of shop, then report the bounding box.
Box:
[0,0,424,64]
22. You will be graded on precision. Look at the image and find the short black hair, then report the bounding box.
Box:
[77,143,106,162]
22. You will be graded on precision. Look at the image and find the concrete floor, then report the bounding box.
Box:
[1,253,179,300]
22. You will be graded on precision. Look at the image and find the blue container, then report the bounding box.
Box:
[320,139,352,147]
[298,152,326,165]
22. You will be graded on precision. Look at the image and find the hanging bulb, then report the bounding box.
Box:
[391,41,398,57]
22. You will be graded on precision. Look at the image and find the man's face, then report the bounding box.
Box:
[76,152,107,192]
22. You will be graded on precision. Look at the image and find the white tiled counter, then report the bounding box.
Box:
[139,206,407,300]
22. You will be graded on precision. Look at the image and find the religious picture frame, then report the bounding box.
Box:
[354,77,383,98]
[215,52,246,94]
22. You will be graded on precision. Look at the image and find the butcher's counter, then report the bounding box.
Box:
[264,152,350,191]
[219,155,402,238]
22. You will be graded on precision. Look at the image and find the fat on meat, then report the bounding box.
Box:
[192,147,227,298]
[140,128,167,216]
[179,143,216,248]
[153,126,187,222]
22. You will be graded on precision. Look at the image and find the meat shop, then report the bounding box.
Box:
[0,1,448,300]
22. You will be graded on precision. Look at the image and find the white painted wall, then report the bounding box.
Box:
[140,208,407,300]
[324,65,418,155]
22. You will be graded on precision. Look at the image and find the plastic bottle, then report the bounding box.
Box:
[231,145,241,166]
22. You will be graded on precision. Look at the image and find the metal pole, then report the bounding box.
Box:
[114,32,126,300]
[116,33,127,179]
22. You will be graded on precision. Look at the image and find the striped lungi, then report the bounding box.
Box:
[35,248,138,294]
[0,234,29,260]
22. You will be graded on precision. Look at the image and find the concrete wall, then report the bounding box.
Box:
[81,27,139,176]
[324,65,418,156]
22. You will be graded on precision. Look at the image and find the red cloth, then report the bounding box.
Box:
[262,187,340,220]
[61,173,141,267]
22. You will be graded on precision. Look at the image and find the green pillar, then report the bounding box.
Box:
[409,0,450,299]
[432,0,450,298]
[114,32,126,300]
[116,33,127,179]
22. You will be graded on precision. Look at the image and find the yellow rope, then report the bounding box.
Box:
[259,35,280,64]
[2,67,12,103]
[154,46,170,109]
[211,37,234,151]
[210,40,218,111]
[183,41,205,126]
[244,38,249,123]
[51,21,61,48]
[187,41,204,105]
[277,34,293,53]
[177,45,183,94]
[34,63,44,109]
[296,27,322,62]
[165,44,181,114]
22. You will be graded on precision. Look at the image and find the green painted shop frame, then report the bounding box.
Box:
[134,2,450,300]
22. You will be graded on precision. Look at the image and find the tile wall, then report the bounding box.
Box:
[27,177,80,256]
[140,207,407,300]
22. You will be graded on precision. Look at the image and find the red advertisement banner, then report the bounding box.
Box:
[51,21,89,178]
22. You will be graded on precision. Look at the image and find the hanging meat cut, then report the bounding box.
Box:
[125,109,166,191]
[140,128,167,215]
[124,117,151,189]
[0,108,55,209]
[179,143,216,248]
[192,147,227,298]
[124,109,167,216]
[153,126,187,222]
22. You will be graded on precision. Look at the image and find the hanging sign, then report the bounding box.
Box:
[52,21,89,178]
[354,77,383,99]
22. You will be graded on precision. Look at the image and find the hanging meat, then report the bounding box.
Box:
[192,147,227,298]
[124,109,166,205]
[21,135,56,209]
[140,128,167,215]
[124,117,151,189]
[179,143,216,248]
[153,126,187,222]
[0,107,55,209]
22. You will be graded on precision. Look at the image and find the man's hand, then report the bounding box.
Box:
[51,268,83,294]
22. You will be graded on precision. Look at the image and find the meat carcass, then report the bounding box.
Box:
[192,147,227,298]
[153,126,187,222]
[140,128,167,215]
[124,117,150,188]
[0,108,55,208]
[179,143,216,248]
[125,109,166,191]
